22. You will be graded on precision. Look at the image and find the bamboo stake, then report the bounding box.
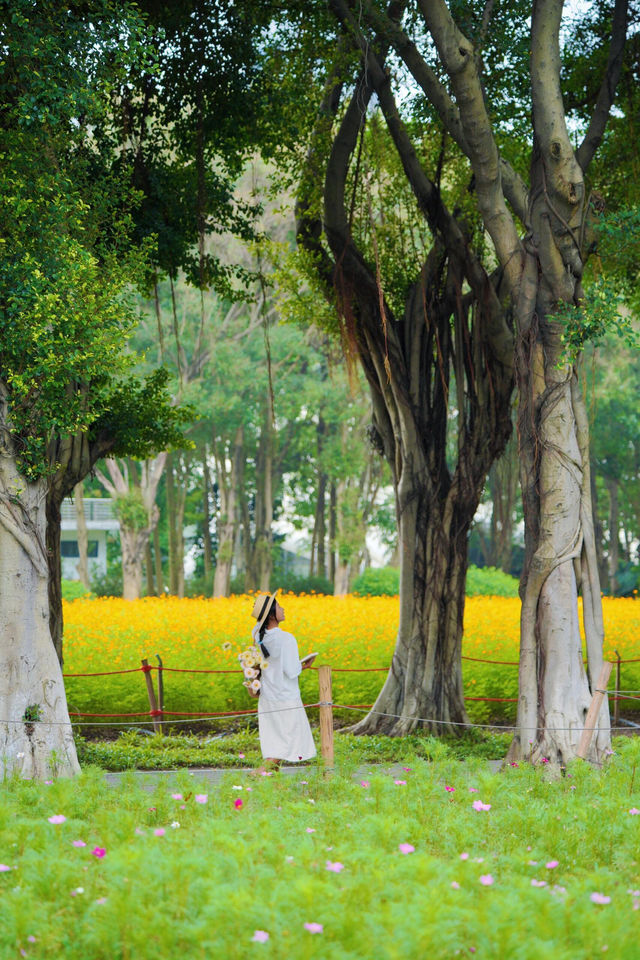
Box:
[614,650,621,727]
[318,665,334,770]
[141,658,161,734]
[576,661,613,760]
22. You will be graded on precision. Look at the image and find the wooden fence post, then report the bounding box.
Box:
[318,665,334,770]
[156,654,164,724]
[141,658,162,734]
[576,661,613,760]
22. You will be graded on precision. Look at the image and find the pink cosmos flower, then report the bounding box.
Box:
[326,861,344,873]
[403,767,412,772]
[72,840,86,848]
[48,815,66,824]
[479,874,494,886]
[251,931,269,943]
[460,852,469,860]
[303,923,323,934]
[195,794,208,804]
[445,785,455,793]
[398,843,415,855]
[234,799,243,810]
[360,781,370,788]
[541,758,550,764]
[472,800,491,812]
[629,808,640,815]
[238,753,245,759]
[153,828,166,837]
[546,860,559,869]
[95,897,107,905]
[171,793,183,800]
[27,937,36,944]
[468,787,479,793]
[451,881,460,889]
[306,827,315,833]
[509,762,519,767]
[91,847,106,858]
[394,780,406,785]
[0,865,11,872]
[590,892,611,904]
[531,879,547,887]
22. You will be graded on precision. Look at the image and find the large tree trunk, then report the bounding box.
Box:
[0,401,80,779]
[510,324,610,764]
[353,461,470,735]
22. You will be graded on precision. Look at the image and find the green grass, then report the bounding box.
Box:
[75,728,514,771]
[2,738,640,959]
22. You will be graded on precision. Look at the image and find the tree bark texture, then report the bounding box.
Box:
[0,393,80,778]
[95,456,166,601]
[74,481,90,588]
[213,425,244,597]
[297,38,514,733]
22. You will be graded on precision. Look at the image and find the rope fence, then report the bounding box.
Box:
[52,652,640,735]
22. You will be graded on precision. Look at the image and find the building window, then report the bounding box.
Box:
[61,540,99,558]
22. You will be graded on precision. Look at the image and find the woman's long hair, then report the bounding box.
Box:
[258,599,276,649]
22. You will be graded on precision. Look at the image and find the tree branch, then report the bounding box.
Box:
[576,0,629,172]
[416,0,522,296]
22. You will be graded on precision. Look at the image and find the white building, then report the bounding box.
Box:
[60,498,119,581]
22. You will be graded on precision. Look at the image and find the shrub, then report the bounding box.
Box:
[61,579,93,601]
[465,565,519,597]
[352,567,400,596]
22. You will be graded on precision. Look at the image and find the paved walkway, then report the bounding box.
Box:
[103,760,502,787]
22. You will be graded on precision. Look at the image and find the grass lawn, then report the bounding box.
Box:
[2,737,639,959]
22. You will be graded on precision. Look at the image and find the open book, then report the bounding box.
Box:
[300,652,318,666]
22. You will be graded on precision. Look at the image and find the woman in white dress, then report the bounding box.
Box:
[250,590,316,769]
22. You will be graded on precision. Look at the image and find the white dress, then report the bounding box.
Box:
[253,625,316,762]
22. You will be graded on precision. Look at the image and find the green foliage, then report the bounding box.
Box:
[270,573,334,596]
[61,580,93,602]
[465,565,520,598]
[351,566,520,598]
[352,567,400,597]
[0,1,186,481]
[1,741,640,958]
[22,704,42,723]
[113,491,149,533]
[74,728,511,772]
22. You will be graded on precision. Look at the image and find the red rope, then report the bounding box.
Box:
[63,668,145,677]
[331,667,388,672]
[462,656,519,666]
[465,696,518,702]
[156,667,240,674]
[69,710,153,717]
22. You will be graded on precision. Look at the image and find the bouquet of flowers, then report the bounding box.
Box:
[238,644,268,698]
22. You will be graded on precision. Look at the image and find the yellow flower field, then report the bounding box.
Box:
[62,595,640,728]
